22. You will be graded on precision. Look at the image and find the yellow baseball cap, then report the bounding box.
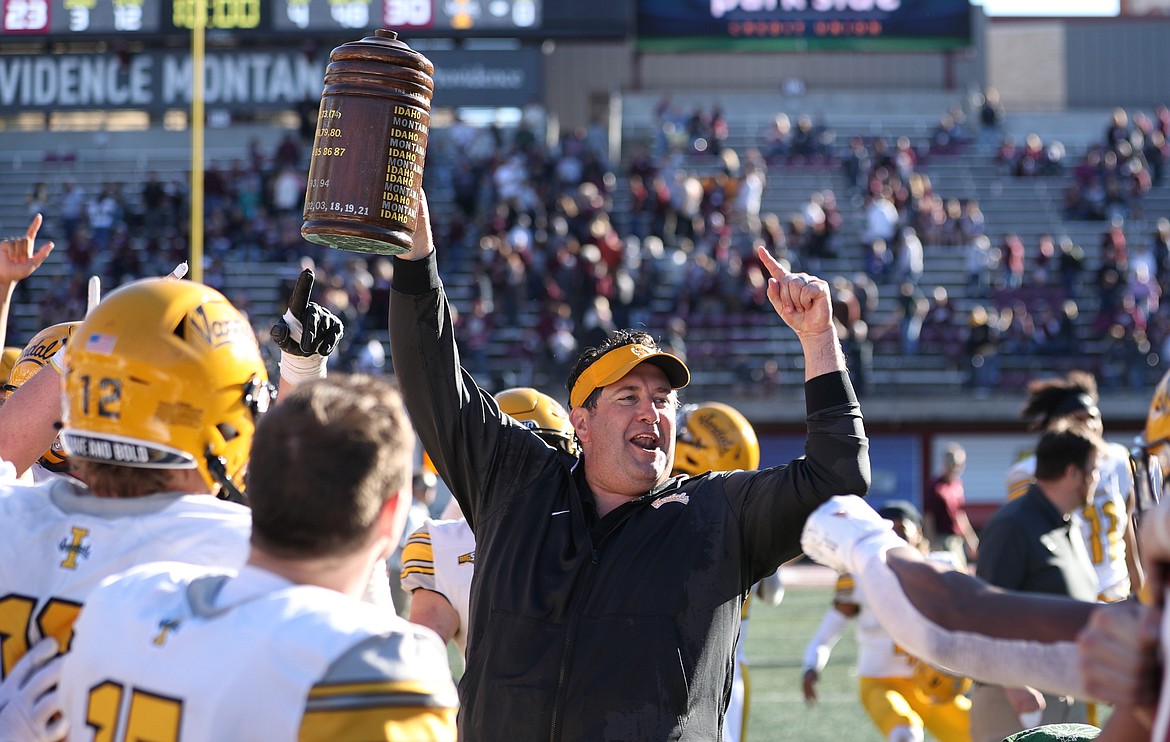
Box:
[569,343,689,408]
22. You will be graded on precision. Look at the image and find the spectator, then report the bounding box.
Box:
[1040,299,1081,357]
[58,179,85,240]
[1034,233,1057,286]
[85,183,121,251]
[763,113,793,164]
[831,276,873,395]
[965,304,1002,397]
[891,227,924,286]
[966,235,996,298]
[920,285,960,357]
[923,442,979,567]
[893,281,928,355]
[999,233,1027,291]
[840,136,870,194]
[862,190,899,247]
[1058,236,1086,296]
[977,86,1006,152]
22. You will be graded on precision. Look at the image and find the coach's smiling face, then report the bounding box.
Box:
[572,363,677,510]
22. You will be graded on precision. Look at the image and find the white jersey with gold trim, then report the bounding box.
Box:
[0,475,250,679]
[1006,440,1133,600]
[836,573,915,679]
[60,563,458,741]
[399,518,475,656]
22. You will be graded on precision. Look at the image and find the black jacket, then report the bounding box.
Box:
[390,253,870,741]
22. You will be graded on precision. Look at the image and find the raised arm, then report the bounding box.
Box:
[269,267,344,399]
[0,214,55,351]
[388,192,521,530]
[755,244,844,380]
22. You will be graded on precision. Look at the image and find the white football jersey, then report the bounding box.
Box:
[837,574,914,679]
[0,475,250,679]
[1006,440,1133,600]
[60,563,458,741]
[399,518,475,656]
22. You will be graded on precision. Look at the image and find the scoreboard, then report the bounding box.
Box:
[2,0,161,34]
[273,0,539,32]
[0,0,542,35]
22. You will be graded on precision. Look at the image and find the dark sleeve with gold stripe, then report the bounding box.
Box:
[298,630,458,741]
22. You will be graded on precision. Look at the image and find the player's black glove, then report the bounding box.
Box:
[270,268,344,358]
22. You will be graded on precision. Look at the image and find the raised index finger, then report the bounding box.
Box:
[24,212,42,241]
[288,268,315,321]
[755,243,790,280]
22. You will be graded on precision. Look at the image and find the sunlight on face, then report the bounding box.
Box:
[576,363,678,498]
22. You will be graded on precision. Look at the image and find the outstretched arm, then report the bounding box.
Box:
[802,495,1097,698]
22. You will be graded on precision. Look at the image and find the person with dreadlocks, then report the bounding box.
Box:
[1005,369,1142,603]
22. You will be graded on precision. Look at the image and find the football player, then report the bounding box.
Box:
[58,375,458,740]
[801,500,971,742]
[0,279,270,740]
[1005,371,1142,602]
[400,386,577,662]
[673,401,785,742]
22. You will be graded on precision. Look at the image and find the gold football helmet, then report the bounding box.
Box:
[495,387,577,456]
[1137,367,1170,513]
[0,347,20,385]
[910,655,972,704]
[61,279,275,499]
[673,402,760,475]
[3,323,78,472]
[1146,368,1170,476]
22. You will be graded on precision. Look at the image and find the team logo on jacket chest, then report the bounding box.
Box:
[651,493,690,509]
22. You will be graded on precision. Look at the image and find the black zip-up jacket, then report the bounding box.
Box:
[390,253,870,741]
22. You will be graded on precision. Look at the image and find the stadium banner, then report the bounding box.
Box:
[635,0,972,52]
[0,46,540,111]
[762,432,920,510]
[428,47,542,108]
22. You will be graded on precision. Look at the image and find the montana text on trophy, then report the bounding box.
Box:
[302,29,434,255]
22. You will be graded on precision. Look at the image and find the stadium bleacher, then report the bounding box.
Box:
[0,103,1160,424]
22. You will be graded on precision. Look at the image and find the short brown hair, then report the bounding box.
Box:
[77,461,173,499]
[1034,421,1104,481]
[246,374,414,559]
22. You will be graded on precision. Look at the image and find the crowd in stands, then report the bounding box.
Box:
[19,94,1170,398]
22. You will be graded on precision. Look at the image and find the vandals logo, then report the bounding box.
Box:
[58,526,91,569]
[189,305,250,350]
[651,493,690,509]
[154,617,182,646]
